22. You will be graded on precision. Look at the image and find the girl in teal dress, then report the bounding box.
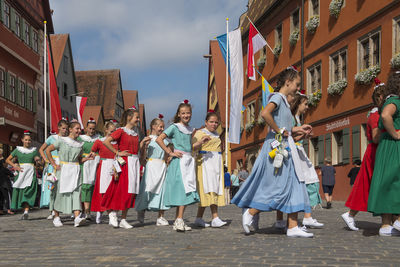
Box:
[77,118,101,219]
[135,115,171,226]
[45,120,95,227]
[38,119,68,219]
[6,131,41,220]
[156,100,202,232]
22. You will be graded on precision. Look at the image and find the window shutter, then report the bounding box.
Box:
[325,133,332,161]
[21,18,26,43]
[33,89,37,113]
[0,0,4,23]
[10,7,15,32]
[352,125,360,161]
[25,85,29,109]
[4,72,9,100]
[343,128,350,164]
[29,25,33,48]
[318,135,324,166]
[15,78,20,105]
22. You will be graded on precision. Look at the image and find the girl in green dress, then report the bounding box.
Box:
[45,120,95,227]
[368,71,400,236]
[6,131,41,220]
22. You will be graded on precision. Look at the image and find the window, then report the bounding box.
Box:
[63,83,68,98]
[275,23,282,46]
[352,126,360,161]
[15,12,21,37]
[330,48,347,82]
[9,75,15,102]
[332,131,343,165]
[309,0,319,17]
[19,81,26,107]
[358,30,380,70]
[291,8,300,32]
[310,137,319,166]
[63,56,68,73]
[32,30,38,53]
[394,16,400,55]
[24,22,30,46]
[307,62,321,94]
[27,86,33,111]
[0,69,4,97]
[4,2,10,28]
[247,101,256,124]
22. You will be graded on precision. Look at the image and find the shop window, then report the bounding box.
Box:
[309,137,319,166]
[358,29,380,70]
[317,135,324,166]
[352,125,360,161]
[275,23,282,46]
[332,130,343,165]
[0,69,5,97]
[325,133,331,161]
[330,48,347,83]
[307,62,321,94]
[309,0,319,17]
[342,128,350,164]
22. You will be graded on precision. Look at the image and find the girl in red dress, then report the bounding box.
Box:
[102,107,142,229]
[341,80,386,230]
[90,121,117,224]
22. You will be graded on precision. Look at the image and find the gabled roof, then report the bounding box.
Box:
[123,90,138,109]
[49,34,69,75]
[82,105,104,132]
[75,69,122,120]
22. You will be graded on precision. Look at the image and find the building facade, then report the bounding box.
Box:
[207,0,400,200]
[49,33,78,121]
[0,0,53,153]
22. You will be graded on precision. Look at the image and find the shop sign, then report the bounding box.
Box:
[326,117,350,131]
[4,106,20,119]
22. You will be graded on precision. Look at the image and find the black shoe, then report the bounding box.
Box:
[327,202,332,209]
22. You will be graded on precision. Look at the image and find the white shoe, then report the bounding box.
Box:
[156,217,169,226]
[379,226,400,236]
[173,218,185,232]
[286,226,314,238]
[47,211,54,220]
[242,209,253,234]
[211,217,227,228]
[194,217,210,228]
[184,224,192,231]
[393,220,400,232]
[21,212,29,220]
[108,212,118,228]
[119,219,133,229]
[252,213,259,230]
[53,217,63,227]
[341,212,359,231]
[137,210,145,224]
[74,216,86,227]
[96,212,102,224]
[302,217,324,228]
[274,220,286,229]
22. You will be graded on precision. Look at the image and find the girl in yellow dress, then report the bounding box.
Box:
[192,111,227,228]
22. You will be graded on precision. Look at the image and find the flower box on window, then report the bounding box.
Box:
[306,15,320,34]
[273,43,282,57]
[391,53,400,69]
[289,29,300,46]
[329,0,344,18]
[245,121,255,133]
[327,79,347,96]
[308,89,322,107]
[355,65,381,85]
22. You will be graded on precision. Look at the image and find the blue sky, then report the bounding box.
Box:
[51,0,248,128]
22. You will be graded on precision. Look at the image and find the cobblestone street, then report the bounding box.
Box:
[1,202,400,266]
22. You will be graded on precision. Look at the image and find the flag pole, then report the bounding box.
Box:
[43,21,47,141]
[225,17,229,168]
[246,15,273,53]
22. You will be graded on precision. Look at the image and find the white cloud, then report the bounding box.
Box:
[51,0,247,70]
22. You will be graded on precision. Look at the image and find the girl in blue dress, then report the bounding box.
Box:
[156,100,203,232]
[231,67,313,238]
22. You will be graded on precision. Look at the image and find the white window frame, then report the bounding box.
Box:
[309,137,318,166]
[329,48,347,83]
[19,79,26,107]
[393,16,400,55]
[15,12,21,37]
[24,22,30,46]
[27,84,33,111]
[275,23,283,46]
[358,29,381,71]
[306,61,322,94]
[309,0,320,17]
[332,130,343,165]
[32,30,38,53]
[247,101,256,124]
[4,2,10,29]
[8,72,16,102]
[290,8,300,33]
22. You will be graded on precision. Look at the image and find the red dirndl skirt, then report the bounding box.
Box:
[345,143,377,212]
[101,158,135,211]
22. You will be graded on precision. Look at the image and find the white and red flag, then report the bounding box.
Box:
[76,96,87,128]
[247,23,267,80]
[47,39,62,133]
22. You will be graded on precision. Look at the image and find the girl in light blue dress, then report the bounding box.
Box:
[156,100,203,232]
[135,115,171,226]
[231,67,313,238]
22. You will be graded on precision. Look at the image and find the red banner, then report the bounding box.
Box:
[47,39,62,133]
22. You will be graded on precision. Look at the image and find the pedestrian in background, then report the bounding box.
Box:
[224,166,231,206]
[347,160,361,187]
[0,157,14,215]
[320,157,335,209]
[230,169,239,199]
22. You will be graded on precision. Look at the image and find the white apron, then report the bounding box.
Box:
[82,155,100,185]
[287,135,306,182]
[145,158,167,194]
[99,159,114,194]
[297,145,319,184]
[13,163,35,189]
[59,162,80,193]
[200,151,224,195]
[176,150,197,194]
[127,155,140,194]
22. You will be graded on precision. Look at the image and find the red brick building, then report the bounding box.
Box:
[0,0,53,154]
[207,0,400,200]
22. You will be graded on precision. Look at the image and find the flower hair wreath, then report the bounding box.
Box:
[87,117,96,123]
[286,65,298,72]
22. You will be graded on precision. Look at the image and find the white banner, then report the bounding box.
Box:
[228,28,244,144]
